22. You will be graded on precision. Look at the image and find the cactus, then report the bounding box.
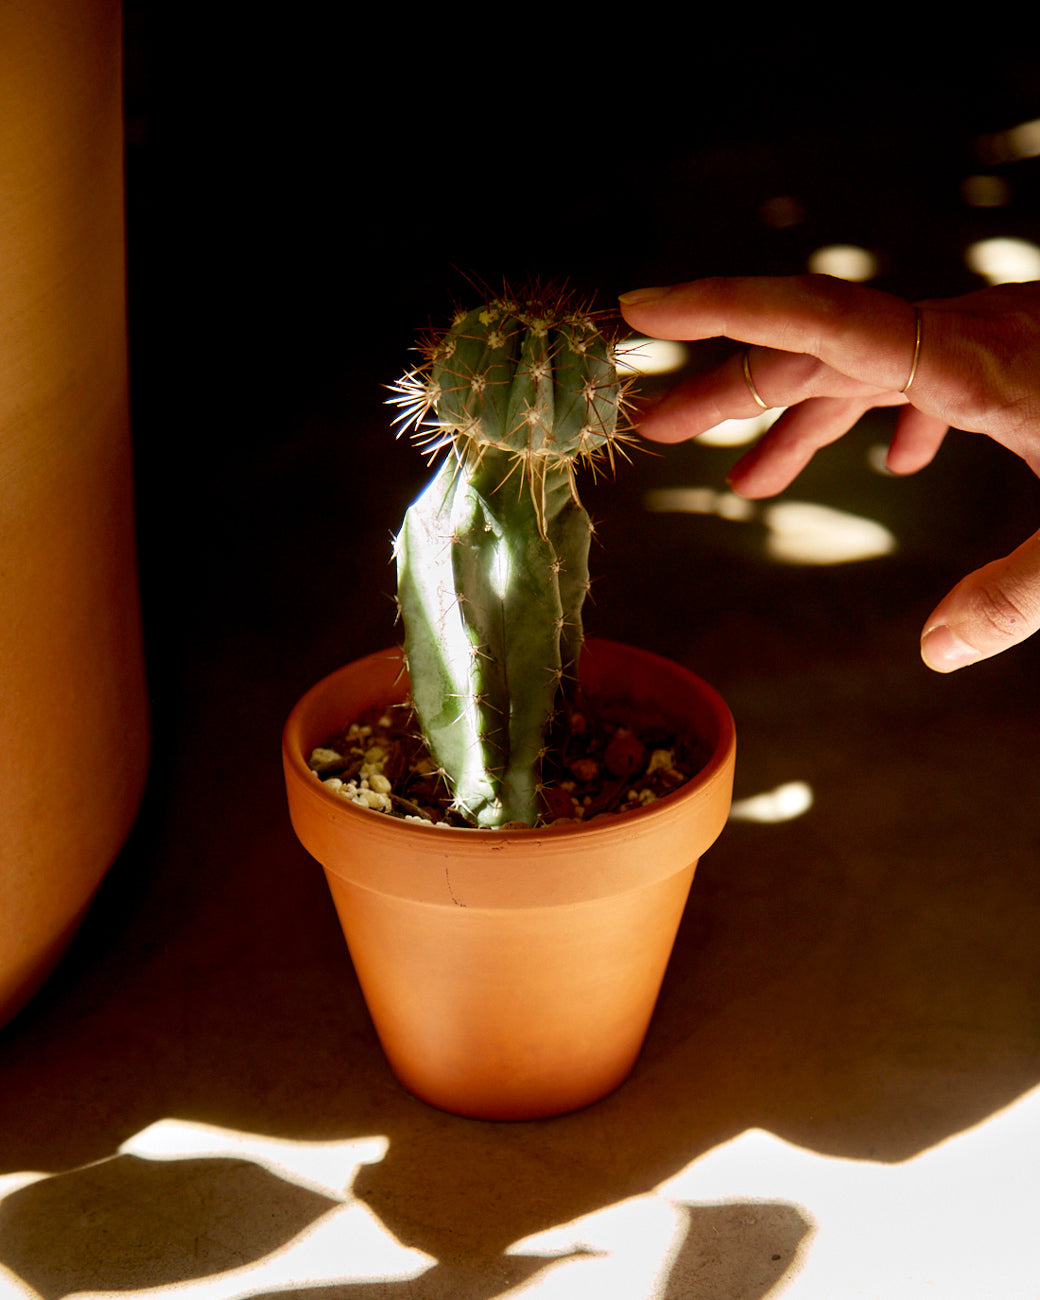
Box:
[389,285,634,828]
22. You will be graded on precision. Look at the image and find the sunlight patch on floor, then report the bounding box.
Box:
[659,1083,1040,1299]
[806,244,878,281]
[504,1195,691,1298]
[696,409,783,447]
[730,781,814,824]
[761,501,895,564]
[964,236,1040,284]
[644,487,897,565]
[5,1084,1040,1297]
[119,1119,389,1201]
[7,1120,432,1300]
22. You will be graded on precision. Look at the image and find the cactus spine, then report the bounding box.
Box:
[391,286,632,828]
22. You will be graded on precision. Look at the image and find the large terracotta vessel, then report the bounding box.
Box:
[0,1,150,1027]
[283,640,735,1120]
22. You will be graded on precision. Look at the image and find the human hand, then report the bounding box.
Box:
[619,274,1040,672]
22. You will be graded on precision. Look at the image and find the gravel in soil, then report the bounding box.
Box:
[307,695,713,829]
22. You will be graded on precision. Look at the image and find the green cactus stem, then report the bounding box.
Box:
[390,285,634,828]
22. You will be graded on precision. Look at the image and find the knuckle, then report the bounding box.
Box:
[966,581,1037,644]
[797,273,853,314]
[784,352,831,391]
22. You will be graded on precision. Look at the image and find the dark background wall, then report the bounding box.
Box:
[120,22,1040,719]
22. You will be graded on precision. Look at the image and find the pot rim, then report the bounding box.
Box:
[282,638,736,908]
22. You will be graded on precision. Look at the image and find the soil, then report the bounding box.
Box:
[306,695,712,829]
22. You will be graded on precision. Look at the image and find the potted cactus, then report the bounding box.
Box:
[282,283,736,1119]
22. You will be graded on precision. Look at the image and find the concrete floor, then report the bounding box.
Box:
[2,365,1040,1297]
[3,38,1040,1299]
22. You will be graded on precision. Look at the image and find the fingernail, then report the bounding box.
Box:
[921,624,980,672]
[618,286,671,306]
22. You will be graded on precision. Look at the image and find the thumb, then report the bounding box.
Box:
[921,529,1040,672]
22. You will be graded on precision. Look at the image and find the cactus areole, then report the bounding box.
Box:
[390,286,634,828]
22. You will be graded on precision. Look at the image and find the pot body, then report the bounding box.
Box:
[0,1,150,1027]
[283,641,735,1119]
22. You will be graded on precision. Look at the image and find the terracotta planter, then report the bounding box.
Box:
[0,1,150,1027]
[282,640,735,1119]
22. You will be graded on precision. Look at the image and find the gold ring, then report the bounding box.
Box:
[901,307,922,394]
[742,347,770,410]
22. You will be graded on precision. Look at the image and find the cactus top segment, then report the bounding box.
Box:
[431,297,619,468]
[391,287,632,523]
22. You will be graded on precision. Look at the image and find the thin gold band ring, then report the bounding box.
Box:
[901,307,922,394]
[742,347,770,410]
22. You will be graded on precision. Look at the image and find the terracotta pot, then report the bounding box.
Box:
[282,639,735,1119]
[0,1,150,1027]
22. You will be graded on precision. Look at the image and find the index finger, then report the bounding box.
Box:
[619,274,920,394]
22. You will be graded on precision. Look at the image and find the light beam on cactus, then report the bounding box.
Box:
[389,283,637,828]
